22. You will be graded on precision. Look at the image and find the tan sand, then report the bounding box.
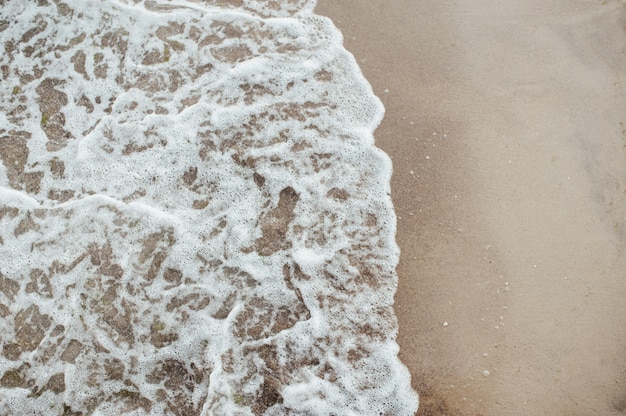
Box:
[316,1,626,415]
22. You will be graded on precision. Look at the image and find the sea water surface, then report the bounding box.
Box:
[0,1,418,414]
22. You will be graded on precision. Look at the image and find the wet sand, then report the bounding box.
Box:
[316,1,626,415]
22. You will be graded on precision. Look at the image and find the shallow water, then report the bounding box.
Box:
[0,0,417,414]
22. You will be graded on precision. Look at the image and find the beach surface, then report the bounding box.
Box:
[316,1,626,415]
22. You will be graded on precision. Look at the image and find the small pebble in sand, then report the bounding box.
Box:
[443,322,448,327]
[483,370,490,377]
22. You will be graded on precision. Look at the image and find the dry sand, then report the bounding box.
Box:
[316,1,626,415]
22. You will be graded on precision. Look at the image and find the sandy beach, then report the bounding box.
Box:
[316,1,626,415]
[0,1,624,413]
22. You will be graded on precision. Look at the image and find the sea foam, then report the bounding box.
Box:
[0,0,418,414]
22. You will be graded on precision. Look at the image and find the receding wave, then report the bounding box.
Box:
[0,0,417,414]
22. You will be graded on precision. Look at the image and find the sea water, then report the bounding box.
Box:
[0,0,418,414]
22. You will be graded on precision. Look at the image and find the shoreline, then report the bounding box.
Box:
[316,1,626,415]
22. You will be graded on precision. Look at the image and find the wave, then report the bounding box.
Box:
[0,0,417,414]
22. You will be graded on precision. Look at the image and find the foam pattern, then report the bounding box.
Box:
[0,0,418,414]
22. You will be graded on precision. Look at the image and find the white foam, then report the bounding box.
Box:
[0,0,417,414]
